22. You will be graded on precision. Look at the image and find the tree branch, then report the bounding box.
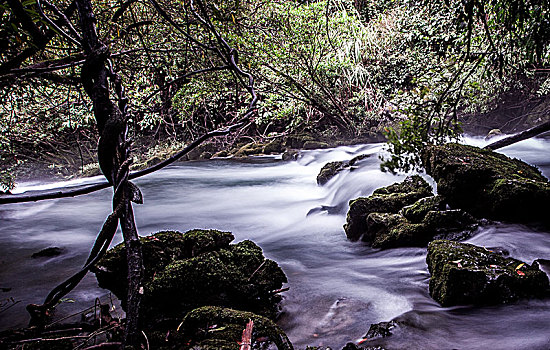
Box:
[484,119,550,150]
[0,123,243,204]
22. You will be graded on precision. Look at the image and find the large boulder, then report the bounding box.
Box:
[92,229,287,325]
[426,240,549,306]
[344,175,433,241]
[422,143,550,222]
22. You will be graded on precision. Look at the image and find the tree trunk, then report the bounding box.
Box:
[76,0,143,347]
[484,119,550,150]
[120,199,143,347]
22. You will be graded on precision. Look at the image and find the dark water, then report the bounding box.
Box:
[1,137,549,349]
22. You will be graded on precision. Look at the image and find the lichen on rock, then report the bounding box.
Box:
[426,240,550,306]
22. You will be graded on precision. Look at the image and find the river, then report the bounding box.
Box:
[1,136,549,349]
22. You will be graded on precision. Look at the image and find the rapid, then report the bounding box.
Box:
[1,136,549,349]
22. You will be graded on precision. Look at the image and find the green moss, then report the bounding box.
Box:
[372,175,432,196]
[366,212,427,248]
[93,230,234,304]
[317,154,371,186]
[180,306,293,350]
[344,175,433,241]
[401,196,445,223]
[263,139,284,154]
[146,240,287,321]
[427,240,549,306]
[303,141,329,149]
[422,143,550,221]
[233,142,266,157]
[94,230,287,327]
[284,134,315,148]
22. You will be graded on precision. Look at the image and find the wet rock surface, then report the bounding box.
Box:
[363,321,398,340]
[317,154,370,186]
[422,143,550,222]
[344,176,477,248]
[177,306,293,350]
[427,240,550,306]
[92,229,287,326]
[344,175,433,241]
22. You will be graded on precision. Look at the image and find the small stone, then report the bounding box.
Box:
[282,150,299,161]
[364,320,397,339]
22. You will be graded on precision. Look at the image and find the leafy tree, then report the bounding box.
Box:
[1,0,257,347]
[382,0,550,172]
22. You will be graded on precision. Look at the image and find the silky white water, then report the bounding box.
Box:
[1,137,549,349]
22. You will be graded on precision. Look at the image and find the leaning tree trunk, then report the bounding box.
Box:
[76,0,143,347]
[484,119,550,150]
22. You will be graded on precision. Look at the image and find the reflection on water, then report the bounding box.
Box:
[1,137,550,349]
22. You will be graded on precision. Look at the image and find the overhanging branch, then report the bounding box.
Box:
[0,123,244,205]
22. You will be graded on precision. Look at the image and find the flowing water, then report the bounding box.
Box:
[1,136,549,349]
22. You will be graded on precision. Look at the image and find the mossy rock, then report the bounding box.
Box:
[400,196,445,223]
[233,142,266,157]
[344,175,433,241]
[422,143,550,222]
[284,134,316,148]
[427,240,550,306]
[317,154,370,186]
[93,229,287,326]
[93,230,234,304]
[147,239,287,321]
[263,139,284,154]
[317,161,345,186]
[282,149,299,161]
[179,306,293,350]
[303,141,329,150]
[364,209,477,249]
[366,212,428,249]
[188,143,219,160]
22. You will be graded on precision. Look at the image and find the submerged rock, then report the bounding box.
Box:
[31,247,63,258]
[344,175,433,241]
[282,149,299,161]
[93,229,287,325]
[317,154,370,186]
[426,240,550,306]
[179,306,293,350]
[422,143,550,222]
[363,320,398,340]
